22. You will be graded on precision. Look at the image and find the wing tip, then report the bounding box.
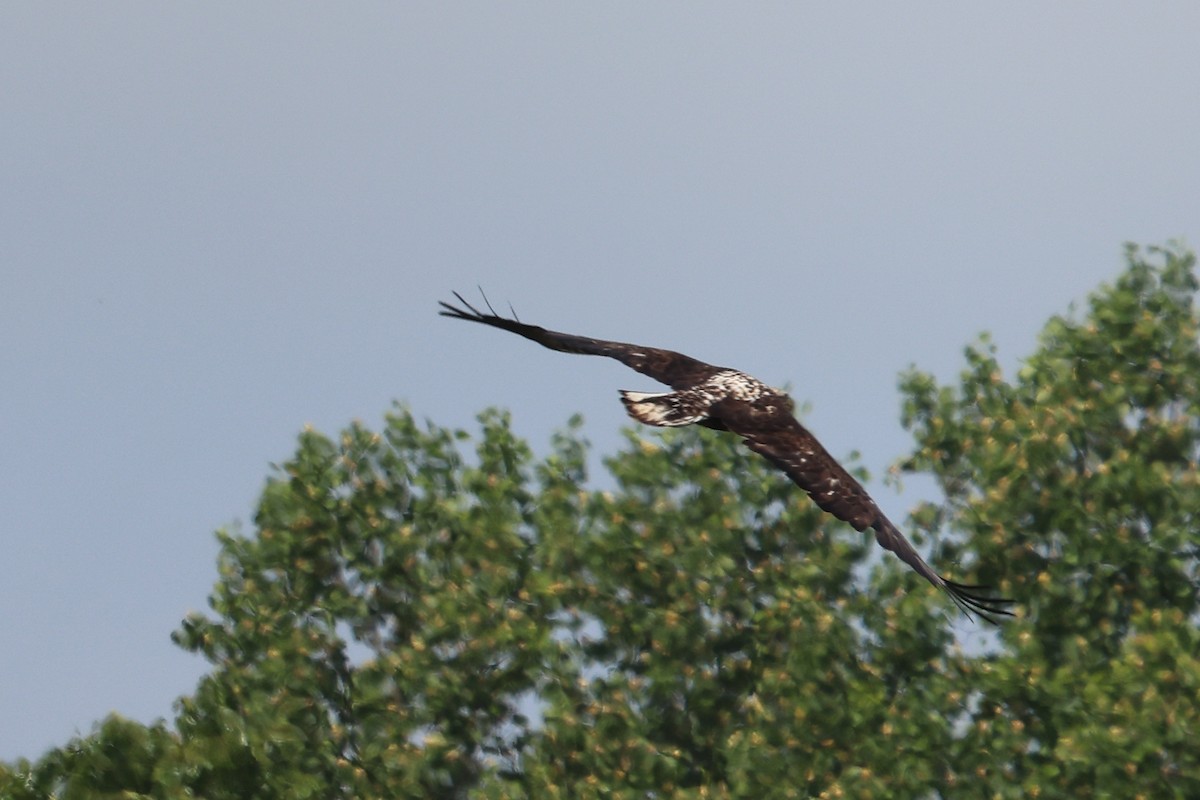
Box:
[943,579,1016,626]
[438,290,489,321]
[439,289,523,329]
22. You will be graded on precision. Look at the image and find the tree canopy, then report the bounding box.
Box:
[4,244,1198,798]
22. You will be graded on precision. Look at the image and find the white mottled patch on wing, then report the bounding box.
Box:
[708,370,774,401]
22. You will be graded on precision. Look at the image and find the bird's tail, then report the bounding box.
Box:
[619,390,706,427]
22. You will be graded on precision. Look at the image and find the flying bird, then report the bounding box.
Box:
[439,292,1013,624]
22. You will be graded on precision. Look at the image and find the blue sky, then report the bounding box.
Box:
[2,4,1198,760]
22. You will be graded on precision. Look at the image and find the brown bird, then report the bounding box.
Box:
[440,292,1013,624]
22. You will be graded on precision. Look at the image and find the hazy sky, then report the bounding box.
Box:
[3,4,1198,760]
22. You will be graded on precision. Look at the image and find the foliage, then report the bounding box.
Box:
[897,242,1200,797]
[0,715,178,800]
[4,244,1198,798]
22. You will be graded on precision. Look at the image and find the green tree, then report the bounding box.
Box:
[897,242,1200,798]
[0,715,179,800]
[5,244,1198,798]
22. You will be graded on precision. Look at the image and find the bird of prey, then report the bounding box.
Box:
[439,292,1013,624]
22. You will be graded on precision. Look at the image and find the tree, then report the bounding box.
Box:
[5,243,1198,798]
[896,242,1200,797]
[0,715,178,800]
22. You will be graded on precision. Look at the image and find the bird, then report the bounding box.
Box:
[439,291,1014,624]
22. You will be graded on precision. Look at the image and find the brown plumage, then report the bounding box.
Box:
[440,292,1014,624]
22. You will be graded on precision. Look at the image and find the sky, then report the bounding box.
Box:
[3,4,1199,761]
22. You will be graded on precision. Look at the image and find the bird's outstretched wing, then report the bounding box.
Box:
[441,291,1014,624]
[727,412,1014,624]
[439,291,721,388]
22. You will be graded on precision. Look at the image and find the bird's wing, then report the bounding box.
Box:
[439,292,721,388]
[724,410,1014,623]
[727,411,883,530]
